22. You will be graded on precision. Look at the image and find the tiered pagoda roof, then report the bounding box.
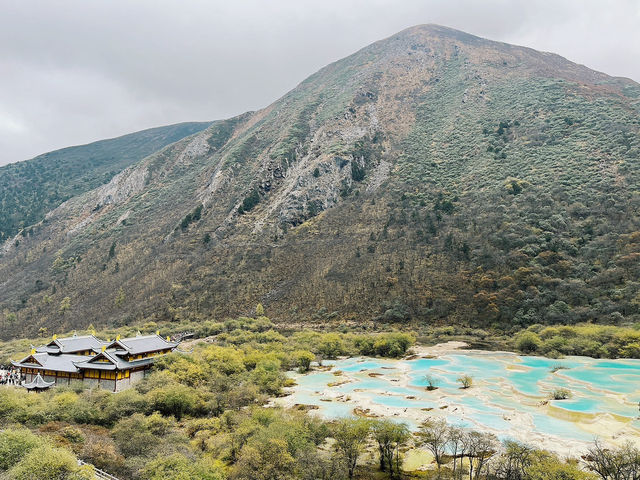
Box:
[14,352,91,373]
[12,333,178,374]
[22,373,54,390]
[72,350,157,371]
[36,334,104,354]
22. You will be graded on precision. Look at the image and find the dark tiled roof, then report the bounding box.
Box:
[12,353,91,373]
[73,351,156,371]
[14,334,177,376]
[114,334,178,355]
[22,373,54,390]
[44,335,105,353]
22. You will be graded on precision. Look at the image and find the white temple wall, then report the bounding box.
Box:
[130,369,145,384]
[83,378,99,388]
[115,377,131,392]
[100,379,116,391]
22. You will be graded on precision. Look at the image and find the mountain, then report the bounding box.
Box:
[0,121,212,242]
[1,25,639,339]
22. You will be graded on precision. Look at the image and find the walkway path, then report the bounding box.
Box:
[78,460,121,480]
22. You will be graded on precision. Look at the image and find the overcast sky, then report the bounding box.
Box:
[1,0,639,166]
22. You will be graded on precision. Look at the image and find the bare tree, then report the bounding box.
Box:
[463,431,498,480]
[417,418,450,472]
[331,418,371,479]
[297,449,348,480]
[585,440,640,480]
[457,375,473,389]
[371,419,410,479]
[425,374,440,391]
[447,426,466,479]
[492,440,534,480]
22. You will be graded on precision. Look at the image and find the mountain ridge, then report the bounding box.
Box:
[1,25,639,338]
[0,121,212,243]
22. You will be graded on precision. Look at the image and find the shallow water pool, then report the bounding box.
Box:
[279,349,640,450]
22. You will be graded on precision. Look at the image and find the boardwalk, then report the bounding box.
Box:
[78,460,121,480]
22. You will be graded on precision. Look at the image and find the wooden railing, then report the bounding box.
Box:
[173,331,194,342]
[78,460,121,480]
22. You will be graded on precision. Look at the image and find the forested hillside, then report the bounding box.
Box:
[1,25,639,338]
[0,121,211,242]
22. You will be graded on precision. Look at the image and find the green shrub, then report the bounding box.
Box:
[551,388,571,400]
[8,445,92,480]
[0,428,43,471]
[111,412,172,457]
[143,453,224,480]
[457,375,473,389]
[148,383,201,419]
[515,331,542,353]
[318,333,345,359]
[527,451,595,480]
[372,332,415,357]
[238,189,260,214]
[351,162,365,181]
[294,350,315,372]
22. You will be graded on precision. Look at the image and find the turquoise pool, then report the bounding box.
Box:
[278,349,640,450]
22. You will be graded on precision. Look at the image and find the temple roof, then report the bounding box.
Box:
[22,373,55,390]
[73,350,156,371]
[13,333,178,375]
[41,334,105,354]
[107,334,178,355]
[12,352,91,373]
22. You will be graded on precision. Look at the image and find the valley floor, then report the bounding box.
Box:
[277,341,640,459]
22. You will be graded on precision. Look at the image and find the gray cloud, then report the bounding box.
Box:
[1,0,639,165]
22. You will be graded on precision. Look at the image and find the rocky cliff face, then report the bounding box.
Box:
[0,121,212,245]
[1,25,639,338]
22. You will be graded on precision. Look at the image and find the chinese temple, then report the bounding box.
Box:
[12,332,178,392]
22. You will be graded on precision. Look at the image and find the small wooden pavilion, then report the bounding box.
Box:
[21,373,54,392]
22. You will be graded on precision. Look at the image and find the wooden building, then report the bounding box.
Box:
[12,333,178,392]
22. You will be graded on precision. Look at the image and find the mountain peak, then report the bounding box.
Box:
[394,23,483,39]
[1,26,639,337]
[352,28,628,93]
